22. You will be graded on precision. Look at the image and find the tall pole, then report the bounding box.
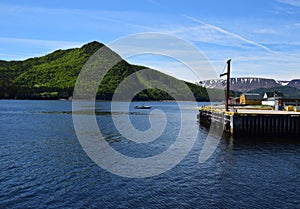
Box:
[226,59,231,111]
[220,59,231,111]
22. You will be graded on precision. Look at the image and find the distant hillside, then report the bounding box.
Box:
[287,79,300,89]
[200,77,300,93]
[0,41,219,101]
[248,86,300,99]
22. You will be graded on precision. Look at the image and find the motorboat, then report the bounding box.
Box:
[134,105,152,109]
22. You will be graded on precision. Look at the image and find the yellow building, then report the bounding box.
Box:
[240,93,262,105]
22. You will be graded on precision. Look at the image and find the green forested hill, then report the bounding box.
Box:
[249,86,300,98]
[0,41,103,99]
[0,41,219,101]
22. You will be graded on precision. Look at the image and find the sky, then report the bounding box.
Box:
[1,0,300,82]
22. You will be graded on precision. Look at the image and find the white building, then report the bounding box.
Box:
[262,91,284,106]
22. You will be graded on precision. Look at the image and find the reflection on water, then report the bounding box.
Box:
[0,100,299,208]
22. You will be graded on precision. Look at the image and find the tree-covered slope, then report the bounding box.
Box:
[0,41,104,99]
[249,86,300,98]
[0,41,220,101]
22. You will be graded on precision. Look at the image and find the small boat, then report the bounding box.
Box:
[134,105,152,109]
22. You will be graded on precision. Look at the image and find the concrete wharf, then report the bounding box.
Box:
[198,106,300,137]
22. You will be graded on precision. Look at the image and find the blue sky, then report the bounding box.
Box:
[1,0,300,82]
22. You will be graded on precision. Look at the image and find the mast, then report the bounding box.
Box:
[220,59,231,111]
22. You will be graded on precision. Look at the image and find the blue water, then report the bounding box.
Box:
[0,100,299,208]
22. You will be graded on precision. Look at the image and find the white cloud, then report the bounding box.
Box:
[0,3,154,32]
[276,0,300,7]
[0,37,81,49]
[183,15,272,52]
[217,50,300,80]
[0,37,83,60]
[253,28,278,34]
[108,33,218,81]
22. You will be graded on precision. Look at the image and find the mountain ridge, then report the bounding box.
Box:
[200,77,300,92]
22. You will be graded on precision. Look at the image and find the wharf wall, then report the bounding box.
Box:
[198,108,300,137]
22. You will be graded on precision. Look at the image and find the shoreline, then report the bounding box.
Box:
[0,98,213,102]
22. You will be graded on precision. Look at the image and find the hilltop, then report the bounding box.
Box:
[0,41,219,101]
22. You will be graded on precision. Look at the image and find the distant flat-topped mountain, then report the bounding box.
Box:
[199,77,299,92]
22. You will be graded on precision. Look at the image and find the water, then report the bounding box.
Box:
[0,100,299,208]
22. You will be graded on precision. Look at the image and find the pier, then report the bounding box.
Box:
[198,59,300,138]
[198,106,300,137]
